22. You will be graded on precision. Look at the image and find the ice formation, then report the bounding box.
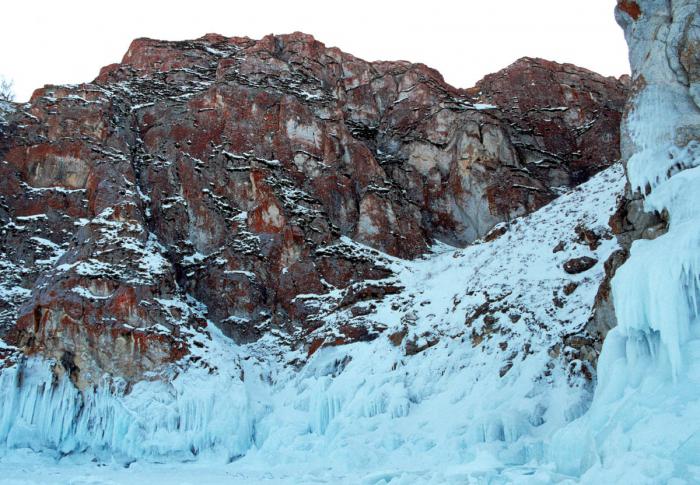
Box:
[549,2,700,482]
[0,331,257,463]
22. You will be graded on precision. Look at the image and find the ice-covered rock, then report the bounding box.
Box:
[0,25,651,483]
[551,2,700,481]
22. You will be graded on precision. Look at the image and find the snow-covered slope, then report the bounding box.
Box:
[0,163,626,482]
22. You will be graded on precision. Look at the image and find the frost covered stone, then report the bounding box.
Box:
[0,32,627,384]
[0,162,626,480]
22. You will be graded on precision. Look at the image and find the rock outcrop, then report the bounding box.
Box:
[583,0,698,359]
[0,33,627,385]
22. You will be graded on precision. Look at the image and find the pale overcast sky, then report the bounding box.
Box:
[2,0,629,102]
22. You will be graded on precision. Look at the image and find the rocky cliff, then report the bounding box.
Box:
[0,33,627,387]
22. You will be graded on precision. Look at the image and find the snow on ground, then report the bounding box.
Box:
[0,164,626,483]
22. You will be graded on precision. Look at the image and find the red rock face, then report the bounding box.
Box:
[473,57,627,187]
[0,33,627,385]
[617,0,642,20]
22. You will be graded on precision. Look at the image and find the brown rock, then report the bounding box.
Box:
[388,328,408,347]
[617,1,642,20]
[563,282,579,296]
[563,256,598,274]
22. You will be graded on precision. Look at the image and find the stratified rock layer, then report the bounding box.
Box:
[0,33,627,384]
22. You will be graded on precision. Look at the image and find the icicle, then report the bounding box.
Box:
[0,358,256,462]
